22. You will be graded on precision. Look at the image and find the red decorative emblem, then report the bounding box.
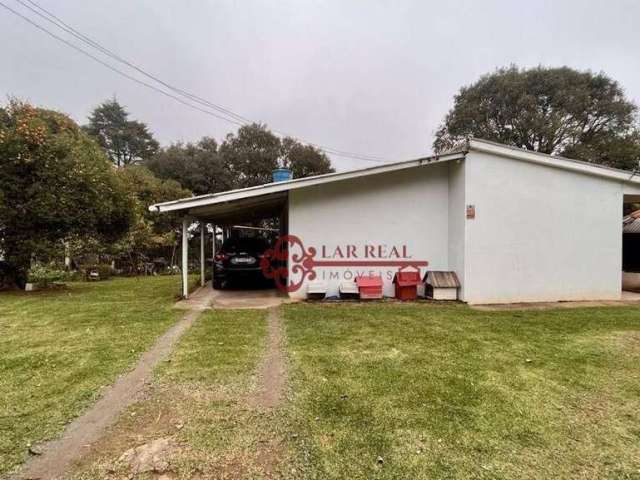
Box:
[260,235,315,293]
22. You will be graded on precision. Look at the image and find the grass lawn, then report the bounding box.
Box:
[284,303,640,479]
[70,309,273,479]
[5,284,640,479]
[0,275,194,475]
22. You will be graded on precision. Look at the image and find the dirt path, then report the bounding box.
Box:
[248,307,287,409]
[16,308,203,480]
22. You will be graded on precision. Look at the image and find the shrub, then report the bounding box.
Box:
[83,263,113,281]
[27,264,70,286]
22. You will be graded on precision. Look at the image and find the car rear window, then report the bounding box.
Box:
[222,237,269,253]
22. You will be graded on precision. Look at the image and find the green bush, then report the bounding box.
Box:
[83,263,113,281]
[27,264,71,286]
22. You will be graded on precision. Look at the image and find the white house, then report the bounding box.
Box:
[150,139,640,304]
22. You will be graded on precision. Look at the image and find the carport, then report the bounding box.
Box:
[149,187,288,298]
[148,162,426,299]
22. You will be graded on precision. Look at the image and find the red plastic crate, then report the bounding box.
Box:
[356,275,383,299]
[393,269,422,300]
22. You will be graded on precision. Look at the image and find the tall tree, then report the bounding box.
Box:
[434,66,640,171]
[112,165,191,267]
[0,100,133,287]
[147,124,335,196]
[84,98,159,167]
[217,123,335,189]
[145,137,234,196]
[219,123,282,187]
[280,136,334,178]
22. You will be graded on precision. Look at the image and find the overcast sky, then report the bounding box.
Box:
[2,0,640,170]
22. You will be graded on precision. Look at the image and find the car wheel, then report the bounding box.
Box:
[212,278,224,290]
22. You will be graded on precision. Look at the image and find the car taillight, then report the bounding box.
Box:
[214,253,227,262]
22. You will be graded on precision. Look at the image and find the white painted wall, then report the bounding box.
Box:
[447,160,466,300]
[287,148,627,303]
[463,150,623,304]
[288,164,451,299]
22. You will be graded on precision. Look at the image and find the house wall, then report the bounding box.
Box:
[462,150,623,304]
[447,160,466,300]
[288,164,451,299]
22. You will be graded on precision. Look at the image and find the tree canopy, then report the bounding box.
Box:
[145,137,234,196]
[434,66,640,171]
[0,100,133,286]
[0,100,334,286]
[280,136,334,179]
[111,165,191,267]
[84,98,159,167]
[218,123,284,187]
[147,123,334,195]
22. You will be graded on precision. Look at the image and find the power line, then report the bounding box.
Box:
[17,0,252,126]
[17,0,387,163]
[2,0,390,163]
[0,1,247,126]
[18,0,384,161]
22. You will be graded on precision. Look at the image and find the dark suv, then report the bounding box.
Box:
[212,236,272,289]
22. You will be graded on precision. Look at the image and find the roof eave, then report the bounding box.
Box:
[468,138,640,185]
[149,151,466,214]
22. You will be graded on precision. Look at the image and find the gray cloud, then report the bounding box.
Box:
[1,0,639,171]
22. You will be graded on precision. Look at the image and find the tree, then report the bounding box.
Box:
[145,137,234,196]
[434,66,640,170]
[147,124,335,196]
[280,136,334,178]
[0,100,133,287]
[112,166,191,269]
[84,98,159,167]
[218,123,335,189]
[219,123,282,187]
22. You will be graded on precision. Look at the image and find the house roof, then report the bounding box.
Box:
[149,149,465,216]
[425,271,461,288]
[356,276,383,287]
[393,270,422,286]
[469,139,640,185]
[149,138,640,218]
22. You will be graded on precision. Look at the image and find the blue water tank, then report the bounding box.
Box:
[272,168,293,182]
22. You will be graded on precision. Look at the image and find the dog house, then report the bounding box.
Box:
[393,269,422,300]
[307,280,328,300]
[424,271,460,300]
[356,275,383,299]
[339,280,359,299]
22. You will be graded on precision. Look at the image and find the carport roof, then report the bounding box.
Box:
[148,149,466,218]
[149,138,640,218]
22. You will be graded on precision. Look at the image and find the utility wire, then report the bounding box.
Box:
[16,0,387,163]
[17,0,252,125]
[0,1,247,126]
[3,0,390,163]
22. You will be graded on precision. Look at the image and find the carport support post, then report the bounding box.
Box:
[200,223,205,287]
[212,224,216,283]
[181,217,189,299]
